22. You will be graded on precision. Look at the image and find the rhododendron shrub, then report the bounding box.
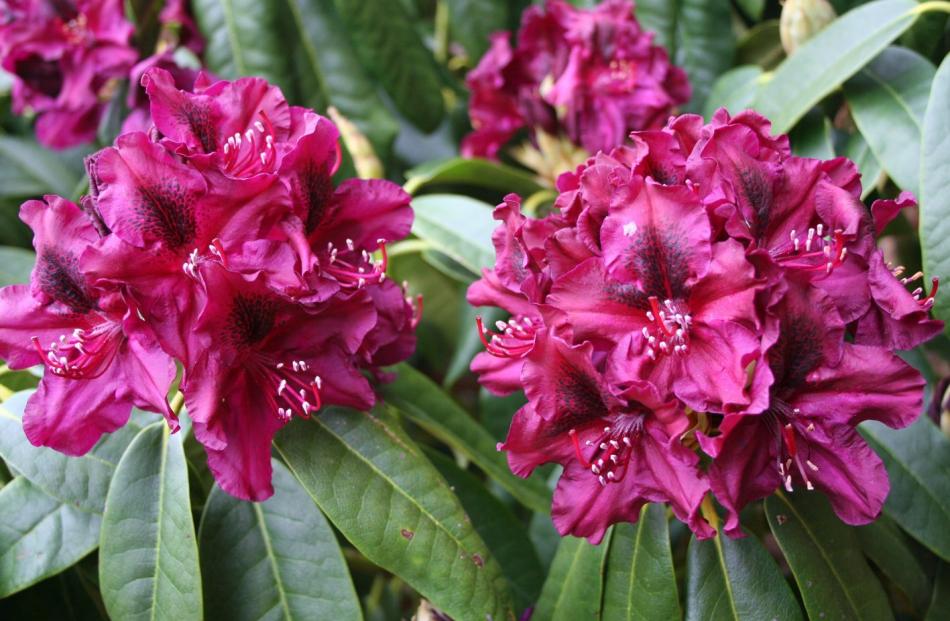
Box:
[0,68,418,501]
[463,0,690,163]
[471,109,940,543]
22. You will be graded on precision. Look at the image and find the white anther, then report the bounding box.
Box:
[647,347,656,360]
[278,379,287,395]
[610,455,618,464]
[784,475,793,492]
[599,475,606,487]
[806,423,815,432]
[591,464,600,474]
[245,129,254,141]
[816,223,823,236]
[622,436,631,446]
[600,443,608,450]
[622,221,638,237]
[314,376,322,389]
[806,460,819,472]
[254,121,265,133]
[609,440,620,449]
[805,480,814,491]
[606,471,616,480]
[260,152,267,165]
[346,238,355,250]
[292,361,300,372]
[302,402,311,414]
[790,229,797,242]
[646,311,655,321]
[276,362,284,369]
[641,327,650,338]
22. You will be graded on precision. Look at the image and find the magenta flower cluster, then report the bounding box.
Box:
[0,0,201,148]
[471,109,941,543]
[463,0,690,159]
[0,69,418,501]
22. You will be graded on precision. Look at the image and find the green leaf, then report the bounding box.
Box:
[920,52,950,331]
[198,460,361,621]
[404,157,544,198]
[790,112,835,160]
[446,0,508,61]
[420,249,479,284]
[534,532,610,621]
[443,303,502,390]
[0,136,85,199]
[0,391,152,514]
[411,194,497,275]
[636,0,736,112]
[766,492,893,621]
[426,448,544,612]
[332,0,445,132]
[703,66,764,119]
[381,363,551,514]
[274,409,515,620]
[0,477,101,598]
[736,21,785,71]
[856,517,931,613]
[99,423,201,621]
[192,0,293,93]
[926,562,950,621]
[844,46,935,195]
[685,523,802,621]
[602,505,681,621]
[282,0,398,154]
[860,418,950,561]
[754,0,922,134]
[0,247,34,286]
[842,131,884,199]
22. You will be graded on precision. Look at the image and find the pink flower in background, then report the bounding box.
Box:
[0,0,138,148]
[462,0,690,159]
[472,108,940,539]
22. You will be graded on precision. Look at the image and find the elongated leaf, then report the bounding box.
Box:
[686,525,802,621]
[844,46,935,195]
[790,113,835,160]
[534,532,611,621]
[447,0,508,61]
[703,66,763,118]
[404,157,544,198]
[333,0,444,132]
[426,449,543,612]
[766,492,893,621]
[856,517,931,613]
[920,53,950,330]
[755,0,921,134]
[636,0,736,111]
[192,0,292,93]
[282,0,398,153]
[736,21,785,71]
[926,562,950,621]
[199,459,361,621]
[842,131,884,199]
[0,477,101,598]
[0,391,152,513]
[381,363,551,514]
[0,247,34,287]
[99,423,201,621]
[861,418,950,561]
[274,409,515,621]
[411,194,497,275]
[0,136,84,198]
[602,506,680,621]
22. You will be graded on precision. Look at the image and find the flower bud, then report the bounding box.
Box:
[780,0,837,56]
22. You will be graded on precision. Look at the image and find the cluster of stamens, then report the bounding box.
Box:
[891,264,939,308]
[30,322,121,380]
[321,238,388,289]
[182,238,228,279]
[568,425,637,487]
[221,116,277,177]
[778,224,847,274]
[264,358,323,422]
[476,314,540,358]
[642,296,690,360]
[775,412,820,492]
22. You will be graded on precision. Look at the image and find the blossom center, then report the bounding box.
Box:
[220,113,277,177]
[31,320,122,380]
[257,358,323,423]
[642,295,690,360]
[321,238,388,289]
[568,414,644,486]
[774,225,847,275]
[767,403,819,493]
[476,314,539,358]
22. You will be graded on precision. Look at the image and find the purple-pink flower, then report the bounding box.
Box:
[471,108,940,541]
[462,0,690,160]
[0,70,419,501]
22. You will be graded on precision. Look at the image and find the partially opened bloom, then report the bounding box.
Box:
[463,0,689,161]
[0,195,175,454]
[473,106,939,540]
[0,0,138,148]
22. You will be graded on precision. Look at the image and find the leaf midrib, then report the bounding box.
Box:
[148,428,170,621]
[253,503,294,620]
[775,494,864,618]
